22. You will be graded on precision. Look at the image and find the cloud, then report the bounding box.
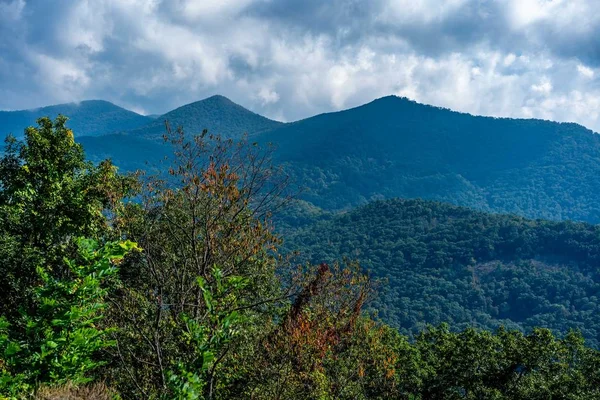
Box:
[531,78,553,95]
[1,0,600,131]
[577,64,595,78]
[258,87,280,105]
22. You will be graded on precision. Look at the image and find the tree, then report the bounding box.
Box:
[106,127,291,398]
[0,239,138,398]
[415,325,600,399]
[0,115,137,398]
[0,116,135,322]
[242,262,414,400]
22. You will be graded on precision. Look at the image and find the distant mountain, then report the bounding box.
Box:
[78,134,172,172]
[75,95,284,172]
[1,95,284,173]
[124,95,283,139]
[0,100,152,138]
[257,96,600,223]
[285,198,600,347]
[8,95,600,224]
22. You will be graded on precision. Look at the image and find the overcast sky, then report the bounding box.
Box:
[1,0,600,130]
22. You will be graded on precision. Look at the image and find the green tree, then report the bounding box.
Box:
[166,268,249,399]
[0,239,138,398]
[415,325,600,399]
[0,116,135,322]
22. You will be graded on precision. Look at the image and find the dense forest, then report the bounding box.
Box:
[284,199,600,347]
[259,96,600,223]
[2,117,600,399]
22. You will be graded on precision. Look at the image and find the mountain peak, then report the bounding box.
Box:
[203,94,234,104]
[175,95,238,111]
[125,94,283,139]
[372,94,404,102]
[364,95,438,111]
[164,95,243,116]
[77,99,119,106]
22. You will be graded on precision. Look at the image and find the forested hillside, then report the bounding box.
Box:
[258,96,600,223]
[285,198,600,347]
[123,95,283,140]
[3,118,599,399]
[0,100,151,138]
[78,134,172,171]
[14,95,600,225]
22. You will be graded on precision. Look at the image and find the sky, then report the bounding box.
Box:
[1,0,600,130]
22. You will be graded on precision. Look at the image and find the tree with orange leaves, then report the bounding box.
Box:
[104,125,293,399]
[240,261,418,400]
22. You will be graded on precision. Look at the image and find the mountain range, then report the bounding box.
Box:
[121,94,283,140]
[261,96,600,223]
[3,94,600,346]
[3,95,600,223]
[0,100,152,138]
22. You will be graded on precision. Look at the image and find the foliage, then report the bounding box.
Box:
[242,261,398,400]
[285,198,600,347]
[105,127,289,399]
[0,116,136,398]
[166,270,249,400]
[0,239,137,398]
[0,116,136,322]
[3,114,600,399]
[415,325,600,399]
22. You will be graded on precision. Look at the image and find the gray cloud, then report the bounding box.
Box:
[1,0,600,130]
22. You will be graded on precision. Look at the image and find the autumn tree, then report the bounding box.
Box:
[240,261,417,400]
[106,126,292,398]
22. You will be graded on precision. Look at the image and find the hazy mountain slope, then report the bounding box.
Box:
[124,95,283,139]
[284,198,600,347]
[258,96,600,223]
[0,100,152,138]
[13,94,600,224]
[78,134,173,172]
[70,95,282,171]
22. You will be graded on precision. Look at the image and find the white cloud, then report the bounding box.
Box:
[258,87,279,105]
[2,0,600,132]
[507,0,550,29]
[577,64,595,78]
[26,53,91,103]
[531,78,553,95]
[503,54,517,67]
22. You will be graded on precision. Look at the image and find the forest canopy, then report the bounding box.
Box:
[283,199,600,347]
